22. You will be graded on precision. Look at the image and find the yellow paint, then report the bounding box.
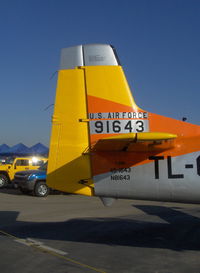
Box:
[137,132,177,141]
[48,64,177,195]
[47,69,93,196]
[47,45,200,202]
[84,66,139,109]
[102,132,177,141]
[92,132,177,152]
[47,65,141,196]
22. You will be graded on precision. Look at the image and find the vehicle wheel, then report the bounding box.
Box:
[12,182,19,189]
[13,183,18,189]
[19,187,30,194]
[0,174,9,188]
[34,181,49,197]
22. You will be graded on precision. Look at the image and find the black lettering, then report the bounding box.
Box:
[112,120,121,132]
[122,112,126,118]
[185,164,193,169]
[149,156,164,179]
[138,112,142,118]
[124,120,133,132]
[128,112,132,118]
[110,174,130,181]
[106,121,109,133]
[98,113,102,119]
[115,112,120,118]
[89,113,94,119]
[136,120,144,132]
[167,156,184,179]
[132,112,137,118]
[143,112,148,119]
[95,121,103,133]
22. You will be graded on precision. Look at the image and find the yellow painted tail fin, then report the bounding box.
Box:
[47,44,148,195]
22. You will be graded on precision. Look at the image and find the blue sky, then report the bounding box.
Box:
[0,0,200,146]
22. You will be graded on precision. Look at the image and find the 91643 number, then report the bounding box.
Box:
[90,119,149,134]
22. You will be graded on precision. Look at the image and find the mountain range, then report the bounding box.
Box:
[0,143,49,156]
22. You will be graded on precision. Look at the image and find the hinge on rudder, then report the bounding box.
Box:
[79,119,89,122]
[79,179,94,189]
[51,115,61,124]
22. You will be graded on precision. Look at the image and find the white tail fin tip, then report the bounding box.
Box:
[60,44,120,69]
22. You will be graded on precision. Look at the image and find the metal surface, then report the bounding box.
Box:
[47,44,200,205]
[83,44,118,66]
[60,45,83,70]
[94,151,200,203]
[60,44,118,70]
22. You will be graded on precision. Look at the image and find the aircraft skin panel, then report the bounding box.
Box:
[47,69,93,196]
[87,95,140,115]
[85,66,138,110]
[88,95,200,177]
[85,67,200,202]
[83,44,119,66]
[93,151,200,203]
[60,44,119,70]
[47,44,200,204]
[149,112,200,137]
[84,66,148,146]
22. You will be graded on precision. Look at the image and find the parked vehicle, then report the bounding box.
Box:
[0,158,6,165]
[13,162,49,197]
[0,156,47,188]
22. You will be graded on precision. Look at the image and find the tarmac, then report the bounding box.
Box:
[0,188,200,273]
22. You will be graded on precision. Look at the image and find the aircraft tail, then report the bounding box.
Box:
[47,44,146,195]
[47,44,178,196]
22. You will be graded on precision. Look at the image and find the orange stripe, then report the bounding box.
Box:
[91,112,200,176]
[87,95,140,113]
[88,95,146,143]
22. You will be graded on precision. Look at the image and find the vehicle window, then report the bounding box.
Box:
[5,157,15,164]
[32,160,44,166]
[15,159,29,166]
[38,161,48,171]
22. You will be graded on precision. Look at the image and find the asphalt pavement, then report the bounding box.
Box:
[0,188,200,273]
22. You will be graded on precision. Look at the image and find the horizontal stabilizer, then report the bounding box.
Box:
[92,132,177,152]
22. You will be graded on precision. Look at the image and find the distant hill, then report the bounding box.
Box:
[29,143,49,155]
[0,144,10,153]
[8,143,30,154]
[0,143,49,156]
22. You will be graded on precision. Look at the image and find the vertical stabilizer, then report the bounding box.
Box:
[47,44,144,195]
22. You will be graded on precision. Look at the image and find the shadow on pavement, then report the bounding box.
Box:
[0,187,65,196]
[1,205,200,251]
[0,187,23,195]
